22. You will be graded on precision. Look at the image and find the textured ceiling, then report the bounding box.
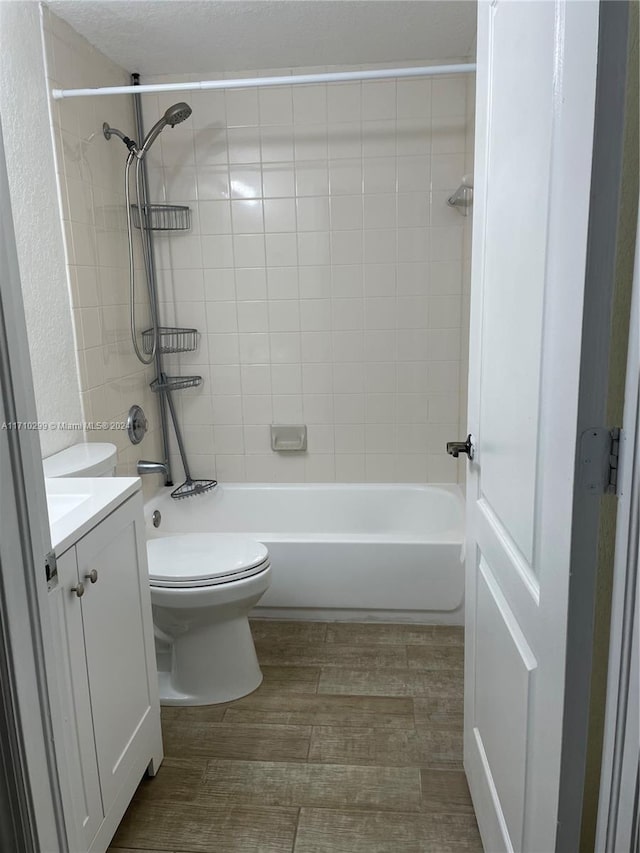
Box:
[48,1,477,76]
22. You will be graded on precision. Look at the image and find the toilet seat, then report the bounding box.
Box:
[148,534,270,588]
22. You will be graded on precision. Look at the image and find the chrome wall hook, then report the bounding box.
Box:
[447,175,474,216]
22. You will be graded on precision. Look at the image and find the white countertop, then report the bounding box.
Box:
[46,477,141,555]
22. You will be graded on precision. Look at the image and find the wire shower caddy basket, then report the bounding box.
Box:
[150,375,202,393]
[142,326,199,355]
[131,203,191,231]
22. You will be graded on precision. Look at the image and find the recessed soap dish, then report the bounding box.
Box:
[271,424,307,452]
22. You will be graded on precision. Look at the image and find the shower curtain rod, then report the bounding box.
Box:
[51,62,475,100]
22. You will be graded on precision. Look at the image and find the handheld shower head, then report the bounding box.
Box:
[164,102,192,127]
[103,103,192,159]
[139,102,192,156]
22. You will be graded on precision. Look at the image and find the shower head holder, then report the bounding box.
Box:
[102,122,138,153]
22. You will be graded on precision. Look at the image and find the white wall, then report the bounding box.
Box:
[0,1,82,456]
[142,65,474,483]
[42,8,164,486]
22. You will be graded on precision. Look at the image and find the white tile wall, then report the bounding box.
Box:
[43,11,163,489]
[143,64,474,483]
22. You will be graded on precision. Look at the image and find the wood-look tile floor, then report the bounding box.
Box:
[109,621,482,853]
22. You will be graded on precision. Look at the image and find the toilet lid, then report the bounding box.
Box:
[148,534,270,588]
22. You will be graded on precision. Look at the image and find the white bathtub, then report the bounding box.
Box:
[144,483,465,624]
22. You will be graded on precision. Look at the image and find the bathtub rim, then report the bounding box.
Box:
[146,480,464,496]
[144,482,465,537]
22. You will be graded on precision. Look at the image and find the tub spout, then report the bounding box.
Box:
[137,460,169,476]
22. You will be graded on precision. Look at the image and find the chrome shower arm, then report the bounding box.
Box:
[102,122,138,153]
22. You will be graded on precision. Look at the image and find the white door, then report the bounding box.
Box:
[463,2,600,851]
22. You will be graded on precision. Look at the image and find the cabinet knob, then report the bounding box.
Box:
[85,569,99,584]
[71,582,85,598]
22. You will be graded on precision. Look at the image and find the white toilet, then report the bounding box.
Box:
[148,533,271,705]
[43,441,118,478]
[43,442,272,706]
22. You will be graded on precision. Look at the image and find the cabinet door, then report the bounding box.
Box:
[76,495,159,813]
[49,548,103,849]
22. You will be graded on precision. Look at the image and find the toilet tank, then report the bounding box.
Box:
[43,442,117,478]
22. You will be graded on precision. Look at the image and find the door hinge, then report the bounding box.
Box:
[45,550,57,590]
[580,427,621,495]
[608,427,620,492]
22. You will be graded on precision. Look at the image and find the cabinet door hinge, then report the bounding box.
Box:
[580,427,621,495]
[45,550,57,589]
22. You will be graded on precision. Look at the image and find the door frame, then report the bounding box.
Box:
[0,117,69,851]
[556,1,636,848]
[596,199,640,850]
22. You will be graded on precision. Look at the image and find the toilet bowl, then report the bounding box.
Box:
[148,533,271,705]
[44,442,271,706]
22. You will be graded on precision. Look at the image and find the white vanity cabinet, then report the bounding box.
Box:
[49,489,162,853]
